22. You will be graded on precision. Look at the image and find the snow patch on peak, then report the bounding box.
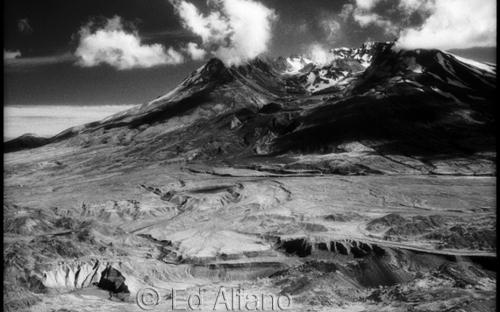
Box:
[284,56,314,75]
[330,45,374,69]
[280,42,387,77]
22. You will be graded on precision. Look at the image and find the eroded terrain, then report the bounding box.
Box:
[4,142,496,312]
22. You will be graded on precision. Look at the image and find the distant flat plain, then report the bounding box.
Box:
[3,104,135,141]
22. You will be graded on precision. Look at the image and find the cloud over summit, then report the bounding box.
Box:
[396,0,496,50]
[170,0,277,66]
[339,0,496,50]
[73,0,277,69]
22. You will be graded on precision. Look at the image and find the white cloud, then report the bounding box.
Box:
[398,0,433,13]
[307,43,334,65]
[353,10,397,35]
[4,50,21,60]
[353,12,381,27]
[170,0,277,66]
[172,0,228,43]
[184,42,207,60]
[75,16,184,70]
[397,0,496,50]
[347,0,398,35]
[355,0,383,10]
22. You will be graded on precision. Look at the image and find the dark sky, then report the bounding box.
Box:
[3,0,496,106]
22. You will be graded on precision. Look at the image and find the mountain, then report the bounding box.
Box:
[6,41,496,174]
[3,42,497,312]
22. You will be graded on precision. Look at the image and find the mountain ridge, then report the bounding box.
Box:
[5,41,496,176]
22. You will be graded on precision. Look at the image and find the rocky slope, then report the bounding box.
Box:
[3,42,497,312]
[6,42,496,174]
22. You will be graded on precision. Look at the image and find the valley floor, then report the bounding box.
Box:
[3,143,496,312]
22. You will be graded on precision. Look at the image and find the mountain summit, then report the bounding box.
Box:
[5,41,496,175]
